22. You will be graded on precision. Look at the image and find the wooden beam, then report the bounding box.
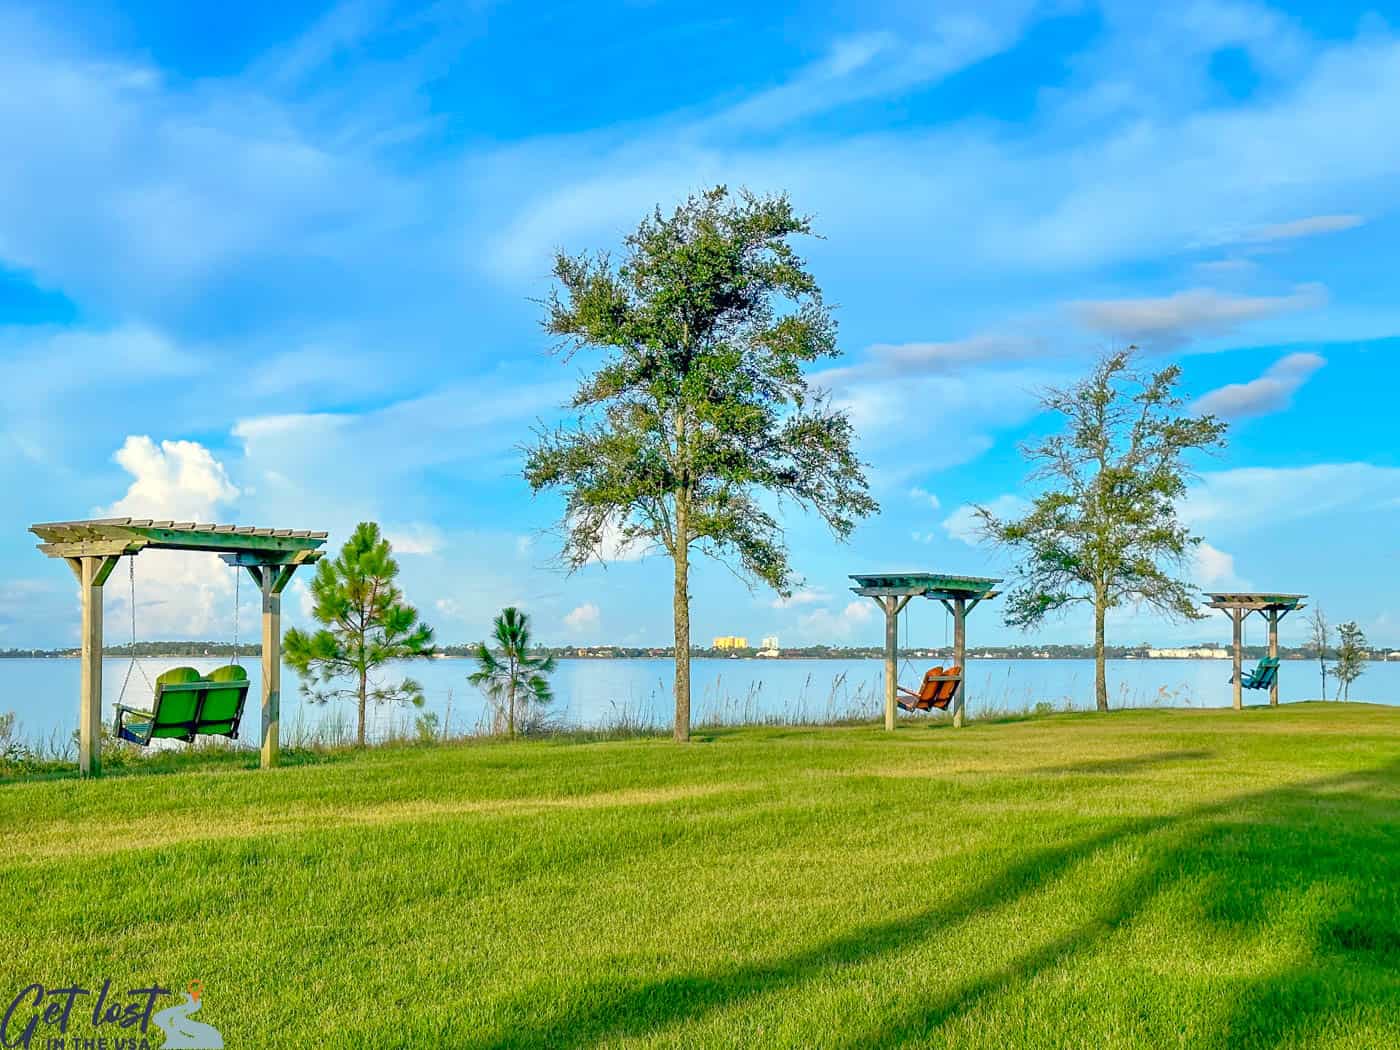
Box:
[39,539,143,558]
[260,568,282,769]
[78,557,105,776]
[951,596,968,729]
[271,564,299,596]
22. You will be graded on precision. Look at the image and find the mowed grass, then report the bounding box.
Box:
[2,704,1398,1048]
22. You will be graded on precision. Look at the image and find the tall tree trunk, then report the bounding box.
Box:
[1093,591,1108,712]
[508,675,516,739]
[357,667,368,747]
[673,509,692,743]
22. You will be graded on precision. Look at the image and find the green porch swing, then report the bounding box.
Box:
[112,558,252,746]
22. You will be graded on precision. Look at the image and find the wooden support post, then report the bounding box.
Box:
[78,557,103,777]
[951,596,968,728]
[883,596,898,731]
[258,567,282,769]
[1231,609,1244,712]
[76,555,119,776]
[1268,609,1280,707]
[874,594,914,731]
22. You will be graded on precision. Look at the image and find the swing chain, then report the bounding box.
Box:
[117,557,154,704]
[232,565,240,666]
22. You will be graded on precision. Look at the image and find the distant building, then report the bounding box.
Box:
[761,635,779,651]
[713,636,749,650]
[1146,647,1230,659]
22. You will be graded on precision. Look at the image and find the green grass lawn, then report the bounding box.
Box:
[2,704,1398,1048]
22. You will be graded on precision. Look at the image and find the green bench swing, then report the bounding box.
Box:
[114,665,251,746]
[1236,656,1280,692]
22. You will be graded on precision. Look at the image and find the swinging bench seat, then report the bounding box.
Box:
[1236,657,1280,691]
[897,666,963,712]
[114,665,250,746]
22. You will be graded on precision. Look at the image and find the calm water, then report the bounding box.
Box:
[2,656,1396,751]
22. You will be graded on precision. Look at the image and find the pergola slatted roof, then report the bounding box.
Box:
[850,572,1002,600]
[31,518,329,560]
[1205,592,1306,612]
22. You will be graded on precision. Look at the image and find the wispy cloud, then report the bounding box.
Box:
[1194,352,1325,419]
[942,494,1029,547]
[1071,285,1328,347]
[1237,213,1365,244]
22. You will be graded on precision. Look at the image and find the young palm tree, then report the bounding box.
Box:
[469,607,556,738]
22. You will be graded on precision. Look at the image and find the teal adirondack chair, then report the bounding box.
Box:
[1237,657,1280,691]
[114,665,251,745]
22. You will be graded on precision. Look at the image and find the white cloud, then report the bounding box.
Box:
[384,523,443,556]
[1192,542,1244,589]
[771,587,830,609]
[943,494,1030,546]
[1194,352,1325,419]
[799,599,875,640]
[1071,285,1327,347]
[100,436,244,639]
[106,436,240,519]
[563,602,600,633]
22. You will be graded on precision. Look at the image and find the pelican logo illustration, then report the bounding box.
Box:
[151,980,223,1049]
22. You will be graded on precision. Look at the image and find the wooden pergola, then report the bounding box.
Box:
[850,572,1002,731]
[30,518,328,776]
[1205,592,1307,711]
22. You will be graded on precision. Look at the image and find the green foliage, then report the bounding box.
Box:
[1334,621,1369,701]
[523,186,877,739]
[413,710,441,744]
[469,607,556,738]
[979,349,1228,710]
[284,522,435,746]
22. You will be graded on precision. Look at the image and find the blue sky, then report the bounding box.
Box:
[2,0,1399,651]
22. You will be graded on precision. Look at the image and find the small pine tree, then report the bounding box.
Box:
[284,522,436,746]
[469,608,556,738]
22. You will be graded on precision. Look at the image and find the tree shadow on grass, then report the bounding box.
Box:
[475,757,1400,1049]
[846,757,1400,1049]
[1032,749,1214,776]
[472,817,1161,1048]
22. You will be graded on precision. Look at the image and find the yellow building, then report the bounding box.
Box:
[712,636,749,650]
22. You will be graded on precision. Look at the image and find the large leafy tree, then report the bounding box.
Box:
[978,350,1228,712]
[469,607,556,738]
[284,521,436,746]
[523,187,877,741]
